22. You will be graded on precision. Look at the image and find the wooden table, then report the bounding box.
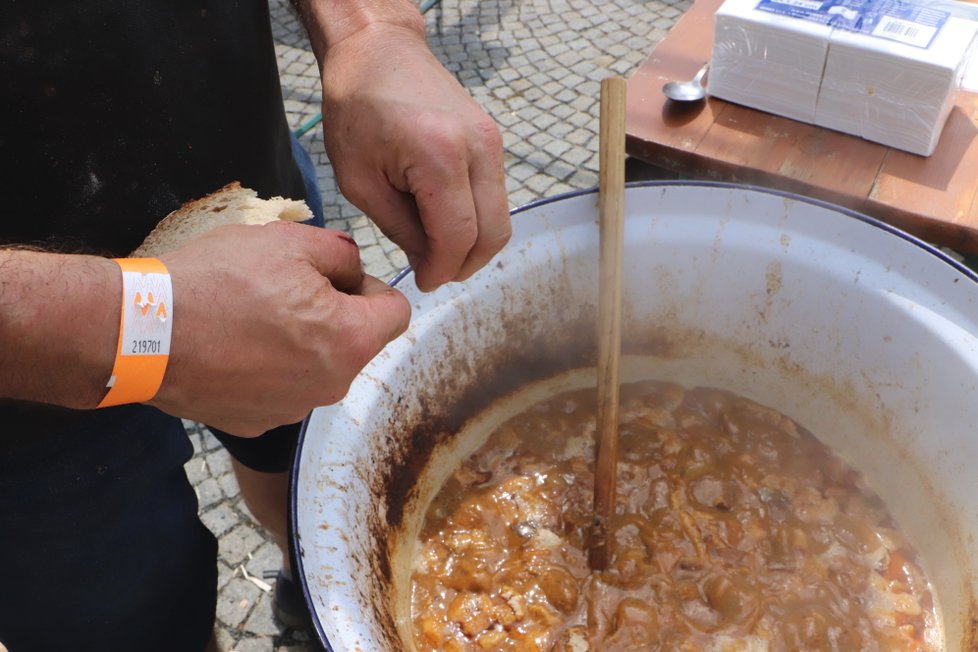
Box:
[625,0,978,253]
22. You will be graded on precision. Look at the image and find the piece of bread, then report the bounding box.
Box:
[131,181,312,257]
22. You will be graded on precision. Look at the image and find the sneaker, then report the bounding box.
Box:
[270,568,312,630]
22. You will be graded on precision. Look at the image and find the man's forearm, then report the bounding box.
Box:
[294,0,426,64]
[0,250,119,408]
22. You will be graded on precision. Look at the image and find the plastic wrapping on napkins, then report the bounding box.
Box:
[709,0,978,156]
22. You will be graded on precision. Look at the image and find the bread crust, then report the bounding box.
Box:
[130,181,312,257]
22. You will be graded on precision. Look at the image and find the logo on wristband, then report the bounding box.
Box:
[134,288,169,323]
[122,273,172,355]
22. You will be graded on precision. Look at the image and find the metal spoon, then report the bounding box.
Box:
[662,63,709,103]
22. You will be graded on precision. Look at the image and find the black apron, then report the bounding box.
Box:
[0,2,305,648]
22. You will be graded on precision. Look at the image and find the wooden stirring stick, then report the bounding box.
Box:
[589,76,627,572]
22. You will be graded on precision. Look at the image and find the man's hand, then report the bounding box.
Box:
[152,221,410,436]
[0,223,410,436]
[298,0,511,292]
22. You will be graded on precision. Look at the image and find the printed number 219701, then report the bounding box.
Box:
[130,339,162,354]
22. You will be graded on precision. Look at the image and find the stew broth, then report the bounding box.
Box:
[411,382,939,651]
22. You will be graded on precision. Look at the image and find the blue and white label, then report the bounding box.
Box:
[755,0,950,48]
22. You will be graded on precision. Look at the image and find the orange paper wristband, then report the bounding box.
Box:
[97,258,173,408]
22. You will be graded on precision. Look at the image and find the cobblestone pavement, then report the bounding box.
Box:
[189,0,690,649]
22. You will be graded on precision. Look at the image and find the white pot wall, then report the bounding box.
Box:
[293,183,978,651]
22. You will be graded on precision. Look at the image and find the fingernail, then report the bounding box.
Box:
[337,233,357,246]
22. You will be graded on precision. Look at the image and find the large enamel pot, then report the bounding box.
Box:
[290,182,978,650]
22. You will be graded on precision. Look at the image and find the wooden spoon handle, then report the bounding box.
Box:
[589,76,626,572]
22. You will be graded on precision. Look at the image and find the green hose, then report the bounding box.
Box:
[293,113,322,139]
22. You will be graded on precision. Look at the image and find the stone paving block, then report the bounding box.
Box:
[549,182,577,196]
[216,627,236,652]
[569,94,594,112]
[217,560,236,591]
[568,17,590,31]
[524,149,553,171]
[562,146,594,167]
[494,109,519,127]
[498,67,520,83]
[547,121,574,139]
[293,76,318,90]
[509,188,538,208]
[519,87,546,102]
[230,638,276,652]
[284,60,307,75]
[379,235,400,255]
[537,35,560,48]
[201,427,223,451]
[568,111,595,128]
[545,160,577,181]
[536,95,560,112]
[245,540,284,579]
[216,577,261,629]
[508,162,537,182]
[196,477,223,509]
[352,225,379,248]
[578,81,601,100]
[184,457,209,486]
[531,112,559,131]
[546,67,574,85]
[654,15,678,29]
[525,173,557,195]
[568,170,600,189]
[219,472,241,500]
[539,80,563,98]
[507,95,530,111]
[570,60,598,78]
[542,139,572,158]
[526,71,549,88]
[505,176,525,194]
[527,131,552,149]
[554,50,583,68]
[492,85,515,100]
[611,59,636,75]
[488,46,509,62]
[188,431,203,456]
[243,593,280,638]
[201,502,239,539]
[389,250,409,270]
[361,244,398,280]
[205,448,233,477]
[279,73,297,88]
[235,496,258,525]
[222,523,267,567]
[583,152,601,173]
[506,139,535,159]
[565,127,593,146]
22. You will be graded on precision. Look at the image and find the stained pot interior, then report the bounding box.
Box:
[294,182,978,651]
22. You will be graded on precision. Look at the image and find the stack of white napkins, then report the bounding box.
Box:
[711,0,833,124]
[709,0,978,156]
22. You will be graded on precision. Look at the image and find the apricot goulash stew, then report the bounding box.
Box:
[411,382,939,651]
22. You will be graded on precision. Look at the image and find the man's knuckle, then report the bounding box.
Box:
[333,170,369,205]
[485,223,512,253]
[474,115,504,153]
[449,219,479,250]
[350,336,379,368]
